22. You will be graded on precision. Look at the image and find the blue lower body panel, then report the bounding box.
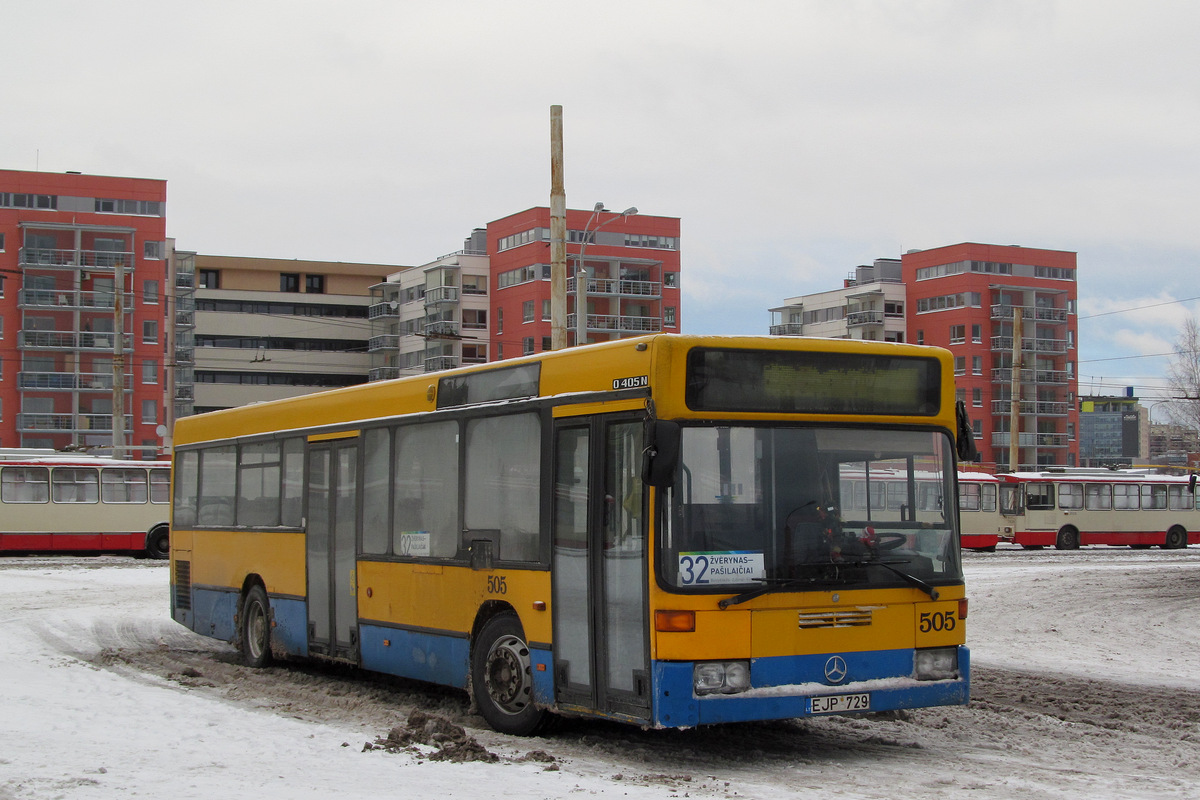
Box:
[359,624,472,689]
[190,587,239,643]
[653,646,970,728]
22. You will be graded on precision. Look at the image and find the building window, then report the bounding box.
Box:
[280,273,300,293]
[143,280,159,304]
[972,356,983,375]
[497,308,503,334]
[665,307,677,328]
[973,387,982,407]
[143,320,158,344]
[143,241,164,260]
[523,337,535,355]
[142,359,158,385]
[142,400,158,424]
[0,233,5,251]
[523,300,535,323]
[463,309,487,329]
[198,269,220,289]
[954,357,966,375]
[972,324,982,343]
[664,272,679,288]
[972,419,982,439]
[949,325,965,344]
[542,336,552,352]
[956,388,966,405]
[542,299,551,322]
[916,330,924,345]
[305,274,325,294]
[462,275,488,295]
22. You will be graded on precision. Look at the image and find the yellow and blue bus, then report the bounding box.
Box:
[169,334,975,734]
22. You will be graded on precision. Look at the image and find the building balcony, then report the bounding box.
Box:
[567,313,662,334]
[18,331,133,351]
[990,304,1069,324]
[990,336,1069,354]
[991,400,1070,416]
[991,368,1071,385]
[369,301,399,319]
[425,355,458,372]
[567,277,661,299]
[369,366,402,382]
[846,310,884,327]
[16,413,133,433]
[18,372,132,391]
[174,348,195,365]
[424,286,460,306]
[175,271,195,289]
[991,432,1069,448]
[769,323,805,336]
[425,321,460,339]
[18,289,134,310]
[174,384,195,402]
[19,248,134,270]
[368,335,401,352]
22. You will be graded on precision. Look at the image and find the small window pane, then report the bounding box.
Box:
[2,467,50,503]
[465,413,540,562]
[52,468,99,503]
[102,469,148,503]
[198,446,236,526]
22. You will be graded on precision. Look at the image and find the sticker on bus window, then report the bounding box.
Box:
[678,551,765,585]
[397,532,431,557]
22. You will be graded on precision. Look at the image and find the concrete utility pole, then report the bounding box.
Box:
[549,105,567,350]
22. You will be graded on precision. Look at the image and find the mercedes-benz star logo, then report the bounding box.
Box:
[824,656,848,684]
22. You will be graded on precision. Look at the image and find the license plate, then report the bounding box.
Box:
[811,693,870,714]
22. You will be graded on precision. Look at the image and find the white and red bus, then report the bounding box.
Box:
[991,468,1200,550]
[0,449,171,558]
[838,468,1004,551]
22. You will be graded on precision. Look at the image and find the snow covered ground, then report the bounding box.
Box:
[1,547,1198,800]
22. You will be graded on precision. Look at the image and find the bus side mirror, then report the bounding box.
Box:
[955,400,979,462]
[642,420,681,488]
[1191,473,1197,494]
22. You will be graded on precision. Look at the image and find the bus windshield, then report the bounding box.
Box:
[659,425,962,592]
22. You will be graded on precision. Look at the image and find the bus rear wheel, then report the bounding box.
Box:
[471,612,548,735]
[1055,527,1080,550]
[145,526,170,560]
[240,585,273,668]
[1164,526,1188,550]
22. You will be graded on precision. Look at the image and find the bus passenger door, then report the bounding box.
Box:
[552,417,650,720]
[306,440,360,663]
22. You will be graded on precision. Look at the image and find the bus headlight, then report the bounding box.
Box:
[693,661,751,695]
[914,647,959,681]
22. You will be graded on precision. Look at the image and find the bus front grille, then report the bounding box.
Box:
[797,609,873,628]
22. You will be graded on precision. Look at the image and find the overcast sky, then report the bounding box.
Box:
[7,1,1198,410]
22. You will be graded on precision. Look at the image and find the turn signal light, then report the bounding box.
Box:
[655,610,695,632]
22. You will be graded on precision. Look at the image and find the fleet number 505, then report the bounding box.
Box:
[919,610,956,632]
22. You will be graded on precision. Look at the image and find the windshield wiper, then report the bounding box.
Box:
[717,559,940,609]
[718,576,819,609]
[844,559,940,600]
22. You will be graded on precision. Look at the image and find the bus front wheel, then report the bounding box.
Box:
[1055,527,1080,550]
[1164,526,1188,550]
[471,612,547,736]
[240,585,273,668]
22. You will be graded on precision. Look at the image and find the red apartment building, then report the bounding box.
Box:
[902,243,1079,469]
[487,207,681,359]
[0,170,168,455]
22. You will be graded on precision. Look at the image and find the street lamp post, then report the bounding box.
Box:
[575,203,637,346]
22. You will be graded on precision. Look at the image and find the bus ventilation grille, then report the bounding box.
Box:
[174,560,192,611]
[797,609,872,628]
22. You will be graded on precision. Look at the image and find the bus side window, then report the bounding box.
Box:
[1027,483,1055,511]
[465,413,540,563]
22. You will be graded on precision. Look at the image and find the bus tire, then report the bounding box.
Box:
[1055,527,1080,550]
[240,585,273,668]
[471,612,548,736]
[145,526,170,560]
[1163,526,1187,550]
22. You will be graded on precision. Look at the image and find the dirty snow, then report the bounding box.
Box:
[1,547,1198,799]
